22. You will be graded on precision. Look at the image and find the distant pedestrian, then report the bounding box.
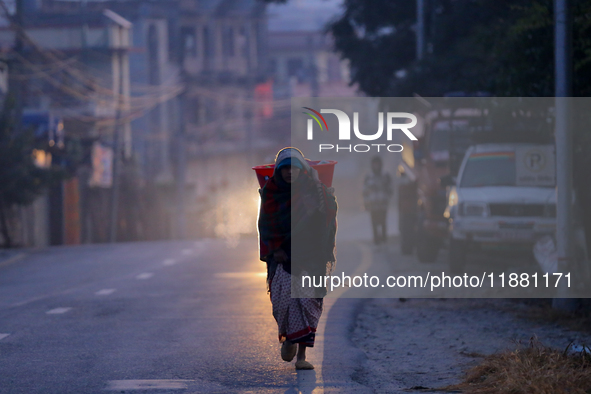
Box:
[363,156,393,244]
[258,147,337,370]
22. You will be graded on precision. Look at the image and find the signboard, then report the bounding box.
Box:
[254,80,273,119]
[89,142,113,188]
[22,111,64,147]
[516,146,555,187]
[64,177,81,245]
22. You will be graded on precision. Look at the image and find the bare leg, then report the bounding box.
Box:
[295,344,314,369]
[297,344,306,362]
[370,211,380,244]
[281,340,297,362]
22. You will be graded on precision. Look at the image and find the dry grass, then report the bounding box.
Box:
[445,338,591,394]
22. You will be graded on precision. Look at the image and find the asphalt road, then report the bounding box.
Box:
[0,235,371,394]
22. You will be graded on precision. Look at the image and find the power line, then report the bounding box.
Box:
[0,1,184,115]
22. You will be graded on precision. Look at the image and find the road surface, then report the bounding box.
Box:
[0,232,374,393]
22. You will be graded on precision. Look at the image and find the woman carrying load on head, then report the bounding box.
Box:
[258,147,338,370]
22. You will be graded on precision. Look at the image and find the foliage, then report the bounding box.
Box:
[326,0,512,96]
[0,97,64,247]
[323,0,591,98]
[266,0,591,246]
[327,0,416,97]
[487,2,591,235]
[324,0,591,247]
[484,0,591,98]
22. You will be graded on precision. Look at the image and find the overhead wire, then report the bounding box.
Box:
[0,0,290,144]
[0,0,185,115]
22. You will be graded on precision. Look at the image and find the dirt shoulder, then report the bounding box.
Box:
[351,298,591,393]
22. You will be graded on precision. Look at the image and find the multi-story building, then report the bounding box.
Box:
[177,0,274,239]
[0,6,141,245]
[0,0,275,245]
[267,30,357,98]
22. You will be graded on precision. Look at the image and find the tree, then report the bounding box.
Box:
[265,0,591,96]
[325,0,513,96]
[266,0,591,247]
[0,97,62,247]
[487,0,591,97]
[327,0,416,96]
[489,0,591,248]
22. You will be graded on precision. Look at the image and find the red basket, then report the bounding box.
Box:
[252,160,337,188]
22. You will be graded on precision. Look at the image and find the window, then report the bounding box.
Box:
[203,26,214,70]
[460,153,516,187]
[222,27,235,57]
[148,25,160,85]
[181,27,197,58]
[238,27,248,58]
[203,26,214,57]
[187,98,200,124]
[287,57,304,78]
[267,58,277,75]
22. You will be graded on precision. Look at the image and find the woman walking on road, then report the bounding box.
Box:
[258,147,337,370]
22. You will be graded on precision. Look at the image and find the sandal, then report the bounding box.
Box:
[281,340,297,362]
[295,360,314,370]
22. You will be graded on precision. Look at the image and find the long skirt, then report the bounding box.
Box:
[270,264,323,347]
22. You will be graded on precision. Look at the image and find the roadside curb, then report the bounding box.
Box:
[321,297,372,392]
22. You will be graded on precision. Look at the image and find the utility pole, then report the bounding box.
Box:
[416,0,426,61]
[553,0,578,311]
[175,31,187,240]
[108,15,131,243]
[307,35,319,97]
[175,85,187,240]
[12,0,24,135]
[109,55,123,243]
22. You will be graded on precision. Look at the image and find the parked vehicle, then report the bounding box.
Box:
[397,108,485,262]
[444,143,557,273]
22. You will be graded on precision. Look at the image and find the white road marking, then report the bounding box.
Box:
[181,249,193,256]
[106,380,194,390]
[215,272,267,279]
[0,253,26,269]
[46,307,72,314]
[136,272,154,280]
[0,333,10,341]
[162,258,177,266]
[11,285,83,308]
[95,288,116,296]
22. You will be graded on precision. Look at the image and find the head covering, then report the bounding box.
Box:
[274,147,309,174]
[276,157,303,171]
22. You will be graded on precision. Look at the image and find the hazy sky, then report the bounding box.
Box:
[267,0,343,32]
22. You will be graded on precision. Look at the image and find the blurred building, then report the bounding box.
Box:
[267,31,358,98]
[0,0,361,247]
[266,28,363,209]
[0,6,141,245]
[0,0,281,247]
[177,0,276,239]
